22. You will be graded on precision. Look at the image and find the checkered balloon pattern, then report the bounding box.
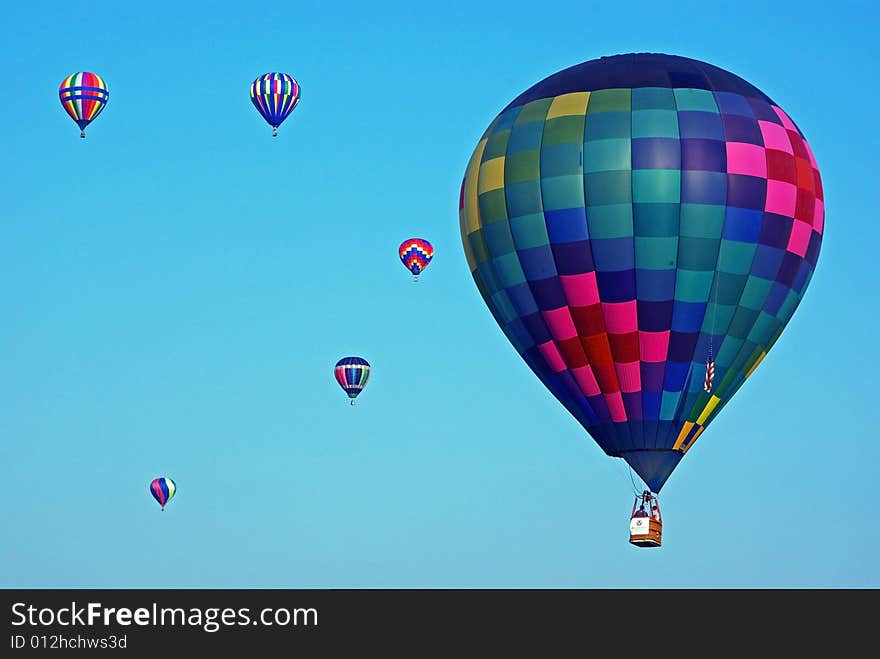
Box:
[458,54,823,492]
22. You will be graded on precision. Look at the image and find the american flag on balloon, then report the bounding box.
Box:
[704,360,715,393]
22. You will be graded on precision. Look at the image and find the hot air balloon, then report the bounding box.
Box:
[399,238,434,281]
[458,53,823,545]
[59,72,109,138]
[334,357,371,405]
[150,477,176,511]
[250,72,301,137]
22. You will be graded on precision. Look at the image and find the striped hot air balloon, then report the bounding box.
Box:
[399,238,434,281]
[334,357,371,405]
[59,72,109,138]
[150,477,176,511]
[250,72,301,137]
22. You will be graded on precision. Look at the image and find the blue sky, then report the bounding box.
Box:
[0,0,876,587]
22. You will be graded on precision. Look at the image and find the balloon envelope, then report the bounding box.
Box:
[459,53,824,492]
[399,238,434,276]
[335,357,371,400]
[150,477,176,509]
[59,72,109,135]
[250,72,300,131]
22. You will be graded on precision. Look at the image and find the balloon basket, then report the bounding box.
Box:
[350,400,356,406]
[272,127,278,137]
[629,490,662,548]
[80,132,85,139]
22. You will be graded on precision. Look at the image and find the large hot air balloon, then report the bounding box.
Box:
[459,54,823,521]
[150,477,176,511]
[250,72,301,137]
[59,72,109,138]
[399,238,434,281]
[335,357,371,404]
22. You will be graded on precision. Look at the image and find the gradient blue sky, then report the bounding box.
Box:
[1,0,876,587]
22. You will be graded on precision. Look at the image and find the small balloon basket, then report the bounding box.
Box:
[629,490,662,548]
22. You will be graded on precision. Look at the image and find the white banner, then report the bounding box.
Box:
[630,518,650,536]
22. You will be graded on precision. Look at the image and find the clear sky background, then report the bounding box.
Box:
[1,0,876,588]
